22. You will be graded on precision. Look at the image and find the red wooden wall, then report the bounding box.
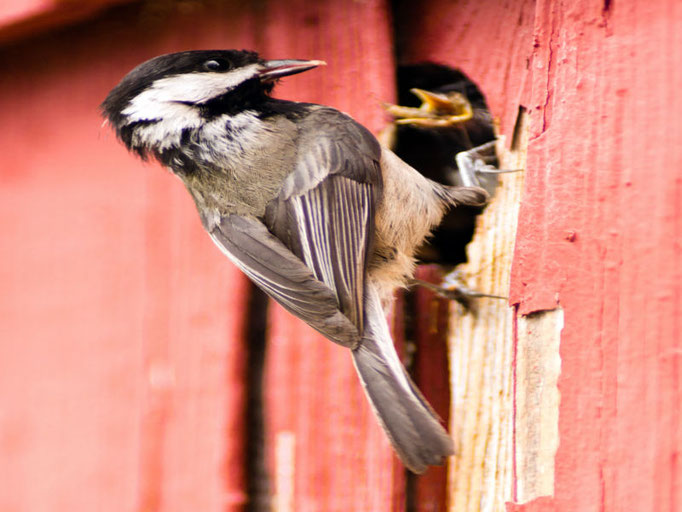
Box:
[397,0,682,510]
[1,1,680,511]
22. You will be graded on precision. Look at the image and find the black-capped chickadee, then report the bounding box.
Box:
[101,50,488,473]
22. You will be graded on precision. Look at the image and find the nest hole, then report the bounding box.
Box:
[389,62,498,267]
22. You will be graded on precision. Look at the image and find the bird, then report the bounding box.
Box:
[101,49,488,473]
[381,63,500,266]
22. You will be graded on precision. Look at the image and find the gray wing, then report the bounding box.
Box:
[209,214,361,347]
[209,107,382,347]
[264,107,382,336]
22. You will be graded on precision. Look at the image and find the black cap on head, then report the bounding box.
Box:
[101,50,263,126]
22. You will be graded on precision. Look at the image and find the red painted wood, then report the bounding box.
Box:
[7,1,679,511]
[397,0,682,511]
[261,1,406,509]
[0,0,129,45]
[411,266,452,512]
[511,1,682,510]
[0,3,273,511]
[1,1,407,510]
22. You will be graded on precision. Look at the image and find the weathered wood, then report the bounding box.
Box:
[511,1,682,510]
[398,1,682,511]
[446,136,527,512]
[394,2,533,509]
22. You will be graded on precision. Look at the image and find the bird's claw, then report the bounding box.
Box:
[455,140,522,191]
[410,270,507,310]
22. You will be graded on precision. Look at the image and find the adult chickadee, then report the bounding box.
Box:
[101,50,487,473]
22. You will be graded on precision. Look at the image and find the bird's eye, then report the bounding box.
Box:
[203,59,229,71]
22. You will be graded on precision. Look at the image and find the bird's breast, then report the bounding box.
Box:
[179,113,298,219]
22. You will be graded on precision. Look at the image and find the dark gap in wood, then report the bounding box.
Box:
[601,0,613,32]
[401,285,419,512]
[511,105,528,151]
[405,468,418,512]
[242,283,271,512]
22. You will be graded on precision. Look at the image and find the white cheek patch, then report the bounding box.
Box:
[130,104,200,150]
[122,63,262,123]
[121,64,263,150]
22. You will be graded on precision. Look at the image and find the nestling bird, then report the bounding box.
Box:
[382,63,500,266]
[101,50,488,473]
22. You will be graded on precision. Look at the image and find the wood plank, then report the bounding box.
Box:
[510,1,682,510]
[445,138,526,512]
[410,266,453,512]
[393,1,533,509]
[0,3,266,510]
[397,0,682,511]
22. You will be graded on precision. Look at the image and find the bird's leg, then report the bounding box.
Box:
[455,140,522,188]
[409,269,507,311]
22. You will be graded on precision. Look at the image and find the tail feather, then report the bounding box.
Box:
[352,284,454,473]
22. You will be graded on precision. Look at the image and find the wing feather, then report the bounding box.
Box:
[285,177,374,329]
[265,108,382,333]
[208,107,381,346]
[210,214,361,348]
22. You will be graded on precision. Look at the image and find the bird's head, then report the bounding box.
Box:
[101,49,324,156]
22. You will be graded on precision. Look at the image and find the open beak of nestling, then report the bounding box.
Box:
[259,59,326,82]
[383,88,474,127]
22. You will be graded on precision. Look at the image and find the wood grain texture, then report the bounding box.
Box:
[446,140,526,512]
[397,0,682,511]
[510,1,682,510]
[514,309,562,503]
[394,2,533,509]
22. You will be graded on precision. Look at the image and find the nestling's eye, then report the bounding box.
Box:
[203,59,229,72]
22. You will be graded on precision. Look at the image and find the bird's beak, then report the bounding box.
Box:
[409,88,458,113]
[259,59,326,82]
[383,88,474,127]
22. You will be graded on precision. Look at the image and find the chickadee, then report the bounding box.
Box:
[101,50,487,473]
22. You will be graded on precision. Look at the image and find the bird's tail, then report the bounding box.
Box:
[351,284,454,473]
